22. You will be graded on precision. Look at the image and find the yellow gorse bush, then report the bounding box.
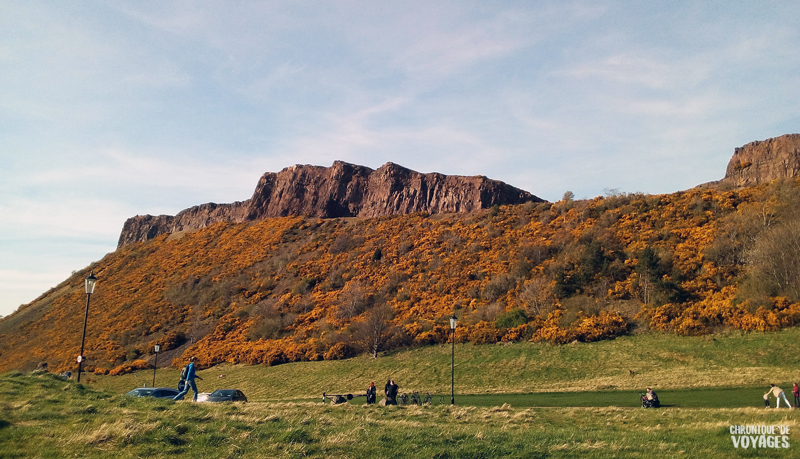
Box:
[5,180,800,374]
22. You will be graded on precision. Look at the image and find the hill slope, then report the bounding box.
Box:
[4,177,800,375]
[4,135,800,375]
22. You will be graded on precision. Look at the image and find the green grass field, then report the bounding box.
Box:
[3,328,800,458]
[2,372,799,458]
[92,328,800,406]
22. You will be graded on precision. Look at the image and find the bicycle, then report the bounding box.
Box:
[397,391,436,406]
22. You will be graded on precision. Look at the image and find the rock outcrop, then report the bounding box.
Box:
[723,134,800,187]
[118,161,542,247]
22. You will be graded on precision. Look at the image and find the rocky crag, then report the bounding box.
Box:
[118,161,541,247]
[723,134,800,187]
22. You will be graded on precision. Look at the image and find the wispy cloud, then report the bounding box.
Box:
[1,1,799,315]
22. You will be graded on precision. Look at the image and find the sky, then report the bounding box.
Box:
[1,1,798,317]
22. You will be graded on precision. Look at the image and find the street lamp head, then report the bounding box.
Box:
[450,313,458,330]
[85,271,98,294]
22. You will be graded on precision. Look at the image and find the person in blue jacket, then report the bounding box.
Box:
[173,356,203,401]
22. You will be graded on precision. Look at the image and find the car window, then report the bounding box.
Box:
[128,388,154,396]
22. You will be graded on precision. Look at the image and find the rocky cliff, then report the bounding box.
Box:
[723,134,800,187]
[118,161,542,247]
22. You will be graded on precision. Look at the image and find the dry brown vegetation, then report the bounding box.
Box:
[4,179,800,374]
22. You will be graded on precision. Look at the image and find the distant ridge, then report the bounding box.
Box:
[723,134,800,187]
[118,161,542,247]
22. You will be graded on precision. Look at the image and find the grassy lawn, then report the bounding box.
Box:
[2,371,799,459]
[90,328,800,406]
[4,329,800,458]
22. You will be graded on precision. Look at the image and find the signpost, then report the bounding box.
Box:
[152,344,161,387]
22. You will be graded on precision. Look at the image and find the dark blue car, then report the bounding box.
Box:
[126,387,180,399]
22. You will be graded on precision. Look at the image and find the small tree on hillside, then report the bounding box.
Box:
[745,219,800,302]
[353,303,393,358]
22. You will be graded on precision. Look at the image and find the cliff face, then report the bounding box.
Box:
[118,161,541,247]
[723,134,800,187]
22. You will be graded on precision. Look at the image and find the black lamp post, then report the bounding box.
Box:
[77,271,97,383]
[152,344,161,387]
[450,313,458,405]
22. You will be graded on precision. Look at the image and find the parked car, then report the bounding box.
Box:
[126,387,180,399]
[197,389,248,403]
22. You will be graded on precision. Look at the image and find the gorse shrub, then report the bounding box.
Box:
[495,309,527,329]
[7,181,800,372]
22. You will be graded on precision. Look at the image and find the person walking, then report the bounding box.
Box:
[793,383,799,407]
[366,382,377,404]
[173,356,203,401]
[766,384,792,408]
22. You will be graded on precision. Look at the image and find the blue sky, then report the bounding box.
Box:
[1,1,798,317]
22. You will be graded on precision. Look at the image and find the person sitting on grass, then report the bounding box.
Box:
[646,387,660,408]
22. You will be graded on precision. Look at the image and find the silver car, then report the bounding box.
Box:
[197,389,248,402]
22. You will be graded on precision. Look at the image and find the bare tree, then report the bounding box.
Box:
[336,281,373,319]
[354,303,393,358]
[519,277,555,317]
[746,219,800,301]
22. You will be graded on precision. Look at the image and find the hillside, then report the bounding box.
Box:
[4,178,800,375]
[3,135,800,375]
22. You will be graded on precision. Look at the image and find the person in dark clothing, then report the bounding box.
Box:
[646,387,660,408]
[366,382,377,404]
[386,380,399,405]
